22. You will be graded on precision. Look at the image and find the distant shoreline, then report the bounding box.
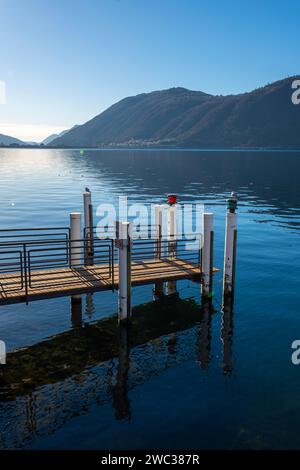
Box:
[1,145,300,152]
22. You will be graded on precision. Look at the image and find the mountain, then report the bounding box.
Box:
[51,76,300,148]
[42,125,79,145]
[42,133,59,145]
[0,133,25,146]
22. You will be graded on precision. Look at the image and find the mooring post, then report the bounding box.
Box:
[153,204,164,299]
[83,190,91,235]
[117,221,132,324]
[222,192,238,301]
[83,189,94,265]
[166,195,178,296]
[154,204,164,258]
[70,212,82,318]
[201,212,214,298]
[70,212,82,267]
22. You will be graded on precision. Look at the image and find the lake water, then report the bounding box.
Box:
[0,148,299,450]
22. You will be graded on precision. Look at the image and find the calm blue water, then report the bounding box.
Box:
[0,148,299,449]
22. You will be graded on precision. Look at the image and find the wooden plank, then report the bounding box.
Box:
[0,258,219,305]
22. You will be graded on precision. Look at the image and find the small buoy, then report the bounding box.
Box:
[80,149,85,156]
[167,194,177,205]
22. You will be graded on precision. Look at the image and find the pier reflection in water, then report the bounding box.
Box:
[196,299,213,370]
[0,292,235,449]
[221,299,234,376]
[112,324,131,421]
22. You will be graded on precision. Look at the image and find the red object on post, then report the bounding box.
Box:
[167,194,177,205]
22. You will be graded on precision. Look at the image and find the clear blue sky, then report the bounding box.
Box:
[0,0,299,141]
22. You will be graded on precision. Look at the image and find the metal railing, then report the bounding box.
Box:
[0,226,201,299]
[131,233,202,281]
[0,245,25,293]
[0,227,70,244]
[0,235,114,297]
[27,238,114,291]
[0,228,72,295]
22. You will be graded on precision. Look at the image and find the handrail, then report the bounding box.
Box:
[0,237,114,295]
[0,229,202,298]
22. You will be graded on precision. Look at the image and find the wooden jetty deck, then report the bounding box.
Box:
[0,191,238,311]
[0,257,218,305]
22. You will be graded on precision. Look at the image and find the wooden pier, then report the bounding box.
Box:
[0,257,218,305]
[0,190,240,313]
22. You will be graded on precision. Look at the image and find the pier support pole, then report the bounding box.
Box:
[70,212,82,322]
[85,293,95,318]
[70,212,82,267]
[83,189,94,265]
[117,221,132,324]
[0,340,6,365]
[222,192,237,303]
[201,212,214,299]
[167,195,178,296]
[153,204,164,299]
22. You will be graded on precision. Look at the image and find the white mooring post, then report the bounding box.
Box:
[154,204,164,258]
[167,196,178,296]
[201,212,214,298]
[70,212,82,267]
[117,221,132,324]
[70,212,82,321]
[223,192,238,301]
[153,204,164,299]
